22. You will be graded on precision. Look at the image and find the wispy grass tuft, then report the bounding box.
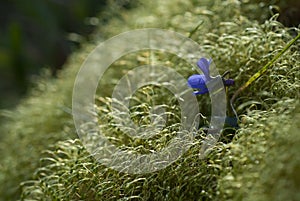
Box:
[0,0,299,200]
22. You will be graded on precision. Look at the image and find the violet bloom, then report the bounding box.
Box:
[187,58,234,95]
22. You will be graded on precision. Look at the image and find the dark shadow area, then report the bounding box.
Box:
[0,0,136,109]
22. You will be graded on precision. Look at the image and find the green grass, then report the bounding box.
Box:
[1,0,299,200]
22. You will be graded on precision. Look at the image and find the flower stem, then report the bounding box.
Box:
[230,32,300,119]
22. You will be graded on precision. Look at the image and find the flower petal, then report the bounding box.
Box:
[187,74,209,95]
[223,79,234,86]
[197,58,211,80]
[187,74,206,88]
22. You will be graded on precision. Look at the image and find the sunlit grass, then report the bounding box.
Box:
[0,0,299,200]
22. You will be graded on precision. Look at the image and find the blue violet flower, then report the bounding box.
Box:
[187,58,234,95]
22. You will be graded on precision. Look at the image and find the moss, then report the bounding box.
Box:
[217,99,300,201]
[0,0,299,200]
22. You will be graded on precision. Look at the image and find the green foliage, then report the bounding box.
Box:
[217,99,300,201]
[0,0,299,200]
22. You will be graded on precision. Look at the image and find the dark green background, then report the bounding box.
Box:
[0,0,135,108]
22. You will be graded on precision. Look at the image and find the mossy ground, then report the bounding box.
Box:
[0,0,299,200]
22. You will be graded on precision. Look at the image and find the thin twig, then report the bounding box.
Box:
[230,32,300,120]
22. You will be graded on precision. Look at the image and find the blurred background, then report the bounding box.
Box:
[0,0,136,109]
[0,0,299,109]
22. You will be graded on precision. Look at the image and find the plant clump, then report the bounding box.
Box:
[0,0,299,200]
